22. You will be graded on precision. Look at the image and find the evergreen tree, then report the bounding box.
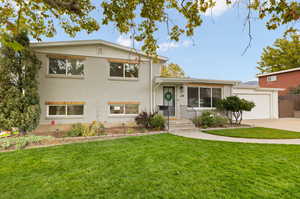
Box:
[0,32,41,133]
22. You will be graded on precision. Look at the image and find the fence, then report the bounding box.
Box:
[279,95,300,118]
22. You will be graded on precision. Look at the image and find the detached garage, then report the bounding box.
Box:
[233,85,281,119]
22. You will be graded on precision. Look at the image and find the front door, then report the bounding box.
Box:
[163,86,175,116]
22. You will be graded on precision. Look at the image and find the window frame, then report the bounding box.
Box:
[108,62,139,80]
[187,86,223,109]
[47,57,85,78]
[46,104,85,118]
[108,102,140,116]
[267,75,277,82]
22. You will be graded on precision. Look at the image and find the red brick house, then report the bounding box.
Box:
[258,67,300,96]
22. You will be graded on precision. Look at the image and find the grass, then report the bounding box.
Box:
[204,127,300,139]
[1,134,300,199]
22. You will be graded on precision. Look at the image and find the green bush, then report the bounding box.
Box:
[149,114,165,130]
[200,111,216,127]
[216,96,255,124]
[67,123,85,137]
[192,111,228,128]
[67,122,105,137]
[0,135,53,150]
[89,121,105,135]
[192,116,202,127]
[135,111,156,129]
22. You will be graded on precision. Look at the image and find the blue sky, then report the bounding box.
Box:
[41,1,299,82]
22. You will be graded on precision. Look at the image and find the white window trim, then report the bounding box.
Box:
[46,104,84,118]
[187,87,223,109]
[108,62,139,80]
[108,103,140,116]
[47,58,85,78]
[267,75,277,82]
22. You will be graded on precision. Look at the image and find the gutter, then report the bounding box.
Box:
[150,59,153,112]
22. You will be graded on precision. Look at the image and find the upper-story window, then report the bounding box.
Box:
[109,62,139,79]
[188,87,222,108]
[267,75,277,82]
[48,57,84,77]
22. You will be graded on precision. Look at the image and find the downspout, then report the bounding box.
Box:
[150,59,153,112]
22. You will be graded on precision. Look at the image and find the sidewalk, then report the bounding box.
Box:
[171,130,300,145]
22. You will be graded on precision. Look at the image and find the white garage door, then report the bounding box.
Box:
[237,94,271,119]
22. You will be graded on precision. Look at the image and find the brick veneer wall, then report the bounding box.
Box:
[259,70,300,96]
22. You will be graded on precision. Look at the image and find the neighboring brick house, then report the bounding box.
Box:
[258,67,300,96]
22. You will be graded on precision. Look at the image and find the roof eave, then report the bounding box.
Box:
[30,40,168,61]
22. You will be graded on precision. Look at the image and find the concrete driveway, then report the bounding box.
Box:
[243,118,300,132]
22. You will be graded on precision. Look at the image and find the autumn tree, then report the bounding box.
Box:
[0,32,41,133]
[257,33,300,73]
[161,63,185,77]
[0,0,299,54]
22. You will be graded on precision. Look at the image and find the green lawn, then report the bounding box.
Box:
[204,127,300,139]
[1,134,300,199]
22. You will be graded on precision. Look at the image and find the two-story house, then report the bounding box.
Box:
[31,39,241,128]
[258,67,300,96]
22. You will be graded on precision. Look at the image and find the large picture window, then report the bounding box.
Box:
[47,103,84,117]
[109,62,138,79]
[187,87,222,108]
[109,103,139,115]
[48,57,84,77]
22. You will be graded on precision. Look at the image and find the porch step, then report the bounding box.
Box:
[167,119,197,132]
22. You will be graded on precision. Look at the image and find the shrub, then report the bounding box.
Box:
[67,123,85,137]
[67,122,105,137]
[135,112,165,130]
[192,111,228,128]
[214,115,228,127]
[216,96,255,124]
[90,121,105,135]
[149,114,165,130]
[135,111,156,129]
[0,135,53,150]
[200,111,216,127]
[192,116,202,127]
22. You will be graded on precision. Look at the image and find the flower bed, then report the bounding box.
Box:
[0,131,164,152]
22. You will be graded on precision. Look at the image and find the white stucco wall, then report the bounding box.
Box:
[34,44,165,126]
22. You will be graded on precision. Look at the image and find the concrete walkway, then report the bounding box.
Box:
[243,118,300,132]
[171,130,300,145]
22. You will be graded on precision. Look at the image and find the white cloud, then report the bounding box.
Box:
[158,40,193,52]
[204,0,238,17]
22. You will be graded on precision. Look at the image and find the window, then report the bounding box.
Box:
[109,103,139,115]
[188,87,199,107]
[109,62,138,79]
[187,87,222,108]
[47,103,84,117]
[48,57,84,77]
[267,75,277,82]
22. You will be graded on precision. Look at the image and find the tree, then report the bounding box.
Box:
[161,63,185,77]
[216,96,255,125]
[257,33,300,73]
[0,31,41,133]
[0,0,299,54]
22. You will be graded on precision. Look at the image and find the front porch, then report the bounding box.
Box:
[153,77,239,120]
